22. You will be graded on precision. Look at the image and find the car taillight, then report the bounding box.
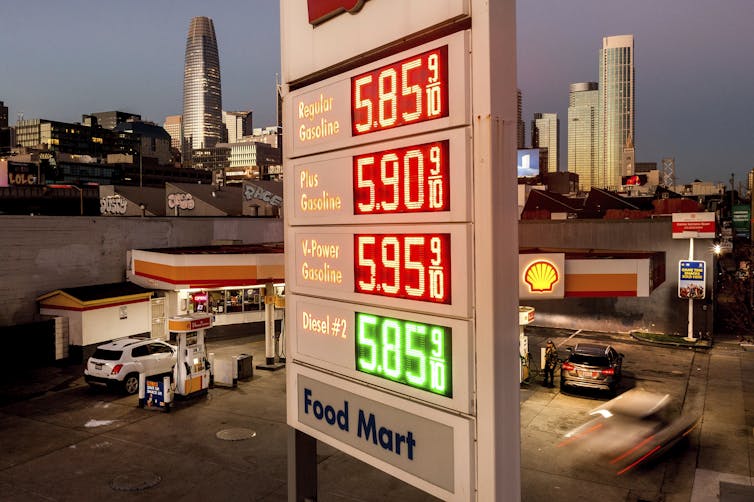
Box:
[601,368,615,376]
[562,362,575,371]
[111,364,123,375]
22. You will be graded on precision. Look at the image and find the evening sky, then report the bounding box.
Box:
[1,0,751,185]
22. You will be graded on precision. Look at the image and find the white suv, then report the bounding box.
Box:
[84,338,176,394]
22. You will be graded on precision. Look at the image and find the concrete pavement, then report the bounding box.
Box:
[0,330,753,501]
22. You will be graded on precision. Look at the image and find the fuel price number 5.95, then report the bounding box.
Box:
[354,233,451,304]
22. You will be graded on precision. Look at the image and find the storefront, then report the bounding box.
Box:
[127,244,286,331]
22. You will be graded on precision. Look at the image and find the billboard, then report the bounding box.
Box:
[517,149,540,178]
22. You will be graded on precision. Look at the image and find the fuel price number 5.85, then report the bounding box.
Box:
[356,312,452,397]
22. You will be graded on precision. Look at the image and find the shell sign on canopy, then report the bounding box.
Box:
[519,254,566,299]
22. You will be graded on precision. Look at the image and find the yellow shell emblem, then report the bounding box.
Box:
[524,260,559,293]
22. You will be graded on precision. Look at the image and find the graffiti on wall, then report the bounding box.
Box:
[100,195,128,215]
[168,193,195,210]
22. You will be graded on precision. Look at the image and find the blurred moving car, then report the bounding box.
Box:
[560,342,623,394]
[558,389,700,475]
[84,338,176,394]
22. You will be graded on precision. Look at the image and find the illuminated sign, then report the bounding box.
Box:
[352,46,448,136]
[353,140,449,215]
[678,260,706,299]
[168,314,212,332]
[523,260,559,293]
[288,295,472,413]
[354,233,451,304]
[518,254,565,300]
[288,128,469,225]
[288,225,470,317]
[356,312,451,397]
[286,31,469,158]
[307,0,369,25]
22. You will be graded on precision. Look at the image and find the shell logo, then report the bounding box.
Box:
[307,0,369,26]
[524,260,559,293]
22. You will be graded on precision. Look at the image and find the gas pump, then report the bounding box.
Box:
[519,306,535,383]
[168,313,212,398]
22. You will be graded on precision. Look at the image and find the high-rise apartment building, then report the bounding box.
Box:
[531,113,559,172]
[517,89,525,149]
[223,110,253,143]
[182,16,223,165]
[568,82,598,191]
[164,115,183,150]
[598,34,635,189]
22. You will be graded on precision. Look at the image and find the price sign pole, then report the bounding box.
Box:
[281,1,518,500]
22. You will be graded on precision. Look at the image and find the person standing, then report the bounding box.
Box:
[543,339,558,387]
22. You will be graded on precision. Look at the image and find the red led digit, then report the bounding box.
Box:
[354,233,451,304]
[353,140,450,215]
[351,46,449,136]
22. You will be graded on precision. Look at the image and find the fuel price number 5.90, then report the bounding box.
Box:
[356,312,452,397]
[354,140,449,215]
[354,233,451,304]
[352,46,448,136]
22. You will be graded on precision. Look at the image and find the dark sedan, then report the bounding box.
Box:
[560,343,623,394]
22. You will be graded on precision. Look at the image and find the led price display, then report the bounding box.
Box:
[353,140,450,215]
[354,233,451,304]
[356,312,452,397]
[352,46,448,136]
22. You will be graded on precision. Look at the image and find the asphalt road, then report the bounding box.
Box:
[0,331,751,501]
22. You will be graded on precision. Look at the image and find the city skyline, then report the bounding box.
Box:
[1,1,752,185]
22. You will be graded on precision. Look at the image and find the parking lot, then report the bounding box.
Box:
[1,330,753,501]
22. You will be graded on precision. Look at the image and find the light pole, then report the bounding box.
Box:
[70,185,83,215]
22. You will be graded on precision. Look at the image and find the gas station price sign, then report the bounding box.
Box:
[288,224,470,318]
[287,31,469,159]
[288,128,469,226]
[351,46,448,136]
[356,312,452,397]
[354,233,451,304]
[353,140,449,215]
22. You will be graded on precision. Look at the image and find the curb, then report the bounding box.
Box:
[629,331,712,349]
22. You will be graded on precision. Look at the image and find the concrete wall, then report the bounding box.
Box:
[0,215,283,327]
[519,217,716,335]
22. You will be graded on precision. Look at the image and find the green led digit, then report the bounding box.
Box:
[382,319,402,378]
[357,314,378,371]
[430,327,444,358]
[430,360,447,393]
[405,322,427,387]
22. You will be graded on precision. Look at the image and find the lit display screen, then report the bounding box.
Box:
[351,46,449,136]
[353,140,450,215]
[355,312,452,397]
[354,233,451,304]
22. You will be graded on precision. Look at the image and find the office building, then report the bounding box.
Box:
[0,101,9,154]
[89,111,141,130]
[517,89,525,149]
[14,118,137,158]
[532,113,559,172]
[164,115,183,150]
[182,16,223,164]
[223,110,253,143]
[113,121,173,166]
[598,34,635,189]
[568,82,599,191]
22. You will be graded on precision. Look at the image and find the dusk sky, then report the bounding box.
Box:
[2,1,752,186]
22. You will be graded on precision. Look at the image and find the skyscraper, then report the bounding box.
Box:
[568,82,598,191]
[163,115,183,150]
[182,16,223,166]
[598,34,635,189]
[517,89,525,149]
[223,110,253,143]
[532,112,559,172]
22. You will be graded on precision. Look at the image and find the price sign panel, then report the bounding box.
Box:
[287,224,471,317]
[287,127,471,225]
[286,31,469,159]
[287,295,473,413]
